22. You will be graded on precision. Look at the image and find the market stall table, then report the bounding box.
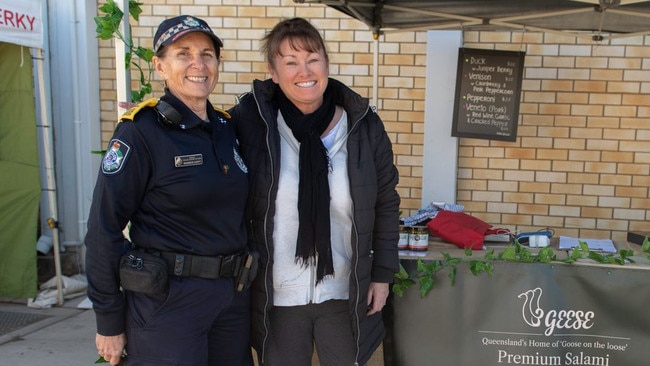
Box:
[383,238,650,366]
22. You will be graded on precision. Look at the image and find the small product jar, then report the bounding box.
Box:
[408,226,429,251]
[398,225,410,250]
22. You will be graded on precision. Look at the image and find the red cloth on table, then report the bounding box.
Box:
[426,210,491,250]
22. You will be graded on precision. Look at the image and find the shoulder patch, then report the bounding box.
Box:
[121,98,159,121]
[102,139,131,174]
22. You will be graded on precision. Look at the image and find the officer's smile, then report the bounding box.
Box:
[187,76,208,82]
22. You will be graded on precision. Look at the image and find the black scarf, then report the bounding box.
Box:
[277,84,336,284]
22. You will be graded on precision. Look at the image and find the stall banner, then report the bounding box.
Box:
[391,260,650,365]
[0,0,43,49]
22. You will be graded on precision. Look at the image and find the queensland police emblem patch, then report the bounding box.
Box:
[102,139,131,174]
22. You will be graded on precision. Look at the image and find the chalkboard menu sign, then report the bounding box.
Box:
[452,48,525,142]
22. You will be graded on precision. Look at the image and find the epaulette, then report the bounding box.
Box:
[213,106,231,119]
[120,98,159,121]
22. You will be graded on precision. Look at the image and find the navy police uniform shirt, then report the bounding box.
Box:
[85,90,249,336]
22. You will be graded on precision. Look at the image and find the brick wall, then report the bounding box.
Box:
[460,31,650,241]
[97,1,650,241]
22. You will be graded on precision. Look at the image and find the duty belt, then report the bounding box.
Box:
[159,251,244,279]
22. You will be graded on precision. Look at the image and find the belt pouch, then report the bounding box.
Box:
[119,251,169,295]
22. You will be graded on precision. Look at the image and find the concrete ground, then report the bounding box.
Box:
[0,297,98,366]
[0,296,385,366]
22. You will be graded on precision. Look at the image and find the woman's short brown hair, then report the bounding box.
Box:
[261,17,329,68]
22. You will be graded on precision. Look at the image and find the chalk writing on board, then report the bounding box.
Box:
[452,48,525,142]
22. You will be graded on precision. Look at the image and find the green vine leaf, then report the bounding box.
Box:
[418,275,435,298]
[586,248,635,265]
[394,236,648,298]
[443,252,461,266]
[483,248,497,260]
[392,264,415,297]
[536,247,556,263]
[619,249,635,264]
[134,46,154,63]
[94,355,125,365]
[95,2,123,40]
[636,236,650,261]
[416,257,434,276]
[498,246,517,261]
[448,265,457,286]
[95,0,151,103]
[587,251,605,262]
[566,245,583,263]
[468,260,492,276]
[128,1,143,20]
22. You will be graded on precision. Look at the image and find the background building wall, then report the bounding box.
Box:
[460,31,650,242]
[96,0,650,242]
[97,0,428,216]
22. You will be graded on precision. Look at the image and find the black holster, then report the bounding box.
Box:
[235,251,259,292]
[119,250,169,295]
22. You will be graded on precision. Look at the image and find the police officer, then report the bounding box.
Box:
[85,15,252,366]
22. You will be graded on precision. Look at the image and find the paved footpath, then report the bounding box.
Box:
[0,298,99,366]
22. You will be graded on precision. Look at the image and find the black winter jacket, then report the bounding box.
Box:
[230,78,400,365]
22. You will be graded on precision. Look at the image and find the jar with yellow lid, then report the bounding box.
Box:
[408,226,429,251]
[398,225,410,250]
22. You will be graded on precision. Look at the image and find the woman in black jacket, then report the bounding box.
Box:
[230,17,400,366]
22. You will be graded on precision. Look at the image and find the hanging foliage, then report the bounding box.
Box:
[95,0,153,103]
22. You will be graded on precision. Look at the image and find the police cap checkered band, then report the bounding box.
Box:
[154,15,223,52]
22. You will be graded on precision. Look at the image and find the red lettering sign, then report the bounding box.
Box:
[0,9,37,31]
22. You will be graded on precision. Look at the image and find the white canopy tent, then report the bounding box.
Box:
[0,0,63,305]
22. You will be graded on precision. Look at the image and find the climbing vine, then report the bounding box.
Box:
[393,236,647,298]
[94,0,154,103]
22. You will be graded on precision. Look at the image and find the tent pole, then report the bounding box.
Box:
[33,46,63,306]
[33,0,63,306]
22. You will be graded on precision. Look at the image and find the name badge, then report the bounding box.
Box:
[174,154,203,167]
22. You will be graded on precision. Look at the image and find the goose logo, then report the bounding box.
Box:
[518,288,595,336]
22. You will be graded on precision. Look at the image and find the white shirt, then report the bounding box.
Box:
[272,110,352,306]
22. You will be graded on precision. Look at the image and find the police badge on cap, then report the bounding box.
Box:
[153,15,223,53]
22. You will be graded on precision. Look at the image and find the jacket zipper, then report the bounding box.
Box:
[349,109,365,365]
[253,89,275,364]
